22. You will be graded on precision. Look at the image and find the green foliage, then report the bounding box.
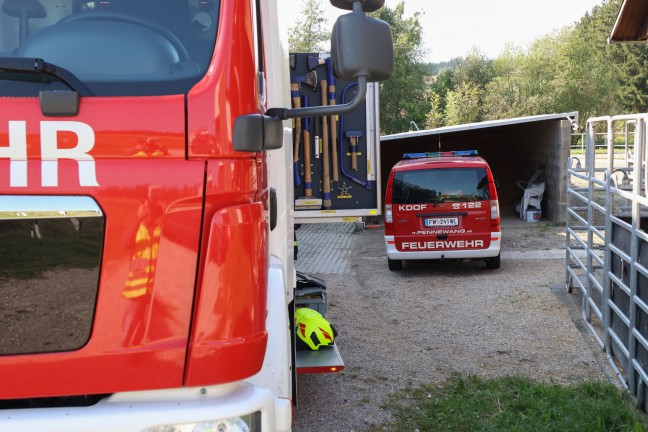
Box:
[288,0,648,133]
[445,82,482,125]
[289,0,648,134]
[423,0,648,129]
[454,48,494,91]
[617,44,648,113]
[371,2,430,134]
[555,0,625,121]
[425,91,445,129]
[370,374,648,432]
[288,0,329,52]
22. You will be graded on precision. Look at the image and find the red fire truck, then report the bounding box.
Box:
[0,0,392,430]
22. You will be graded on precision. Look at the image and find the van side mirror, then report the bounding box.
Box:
[265,0,393,123]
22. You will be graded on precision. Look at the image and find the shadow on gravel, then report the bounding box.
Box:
[394,258,494,274]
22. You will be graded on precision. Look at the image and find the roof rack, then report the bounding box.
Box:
[402,150,478,159]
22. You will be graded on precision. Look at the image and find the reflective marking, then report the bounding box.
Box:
[401,240,485,250]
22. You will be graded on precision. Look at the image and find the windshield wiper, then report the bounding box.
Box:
[0,57,93,96]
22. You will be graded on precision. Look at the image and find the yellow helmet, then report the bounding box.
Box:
[295,308,336,350]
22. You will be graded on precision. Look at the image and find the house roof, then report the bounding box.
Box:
[609,0,648,42]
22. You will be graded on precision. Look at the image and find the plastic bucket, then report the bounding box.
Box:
[526,210,541,222]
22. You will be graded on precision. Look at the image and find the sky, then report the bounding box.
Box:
[278,0,607,63]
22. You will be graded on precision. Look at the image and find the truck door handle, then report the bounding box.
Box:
[270,188,277,231]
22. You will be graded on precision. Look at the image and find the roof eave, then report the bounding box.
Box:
[609,0,648,43]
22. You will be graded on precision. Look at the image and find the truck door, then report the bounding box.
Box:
[0,0,217,399]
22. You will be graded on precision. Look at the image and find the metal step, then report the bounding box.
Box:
[296,343,344,374]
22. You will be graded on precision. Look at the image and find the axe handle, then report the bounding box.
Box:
[302,95,312,197]
[314,115,321,159]
[303,126,312,197]
[320,80,331,209]
[329,82,339,182]
[291,83,301,187]
[351,137,358,171]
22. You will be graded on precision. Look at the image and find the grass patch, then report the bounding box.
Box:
[371,374,647,432]
[570,147,629,155]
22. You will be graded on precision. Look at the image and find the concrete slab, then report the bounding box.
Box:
[296,221,578,276]
[295,223,357,275]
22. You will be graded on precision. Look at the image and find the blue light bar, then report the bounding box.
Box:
[403,150,478,159]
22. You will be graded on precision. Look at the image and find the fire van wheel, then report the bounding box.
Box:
[388,258,403,271]
[485,254,501,269]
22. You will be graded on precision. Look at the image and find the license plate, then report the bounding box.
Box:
[425,217,459,227]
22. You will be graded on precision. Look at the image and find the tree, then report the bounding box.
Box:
[428,0,648,128]
[425,92,445,129]
[550,1,623,122]
[592,0,648,115]
[481,46,526,120]
[445,82,482,125]
[454,48,493,91]
[617,44,648,113]
[435,49,495,123]
[371,2,430,135]
[428,67,454,114]
[288,0,329,53]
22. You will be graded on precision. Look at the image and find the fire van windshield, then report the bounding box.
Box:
[392,168,490,204]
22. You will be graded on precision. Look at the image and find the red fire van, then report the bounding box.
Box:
[384,151,501,270]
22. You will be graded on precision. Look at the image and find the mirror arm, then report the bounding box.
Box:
[267,76,367,120]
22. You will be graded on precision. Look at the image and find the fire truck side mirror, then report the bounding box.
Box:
[330,3,394,83]
[233,114,283,152]
[266,0,393,123]
[330,0,385,12]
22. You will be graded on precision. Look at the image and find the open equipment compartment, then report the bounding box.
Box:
[290,52,381,224]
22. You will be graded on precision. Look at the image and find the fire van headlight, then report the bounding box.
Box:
[142,413,260,432]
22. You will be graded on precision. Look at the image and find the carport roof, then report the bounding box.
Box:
[381,112,578,142]
[609,0,648,42]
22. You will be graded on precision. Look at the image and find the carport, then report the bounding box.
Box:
[380,112,578,223]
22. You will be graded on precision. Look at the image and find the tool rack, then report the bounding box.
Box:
[290,52,381,224]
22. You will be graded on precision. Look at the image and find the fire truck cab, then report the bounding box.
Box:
[0,0,393,431]
[384,151,501,271]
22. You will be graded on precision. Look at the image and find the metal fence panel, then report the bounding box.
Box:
[567,114,648,409]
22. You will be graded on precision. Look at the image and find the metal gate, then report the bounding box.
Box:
[566,114,648,409]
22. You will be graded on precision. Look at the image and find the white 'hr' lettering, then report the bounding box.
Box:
[0,121,99,187]
[0,121,28,186]
[41,121,98,187]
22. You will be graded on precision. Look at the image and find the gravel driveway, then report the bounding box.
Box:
[294,219,609,431]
